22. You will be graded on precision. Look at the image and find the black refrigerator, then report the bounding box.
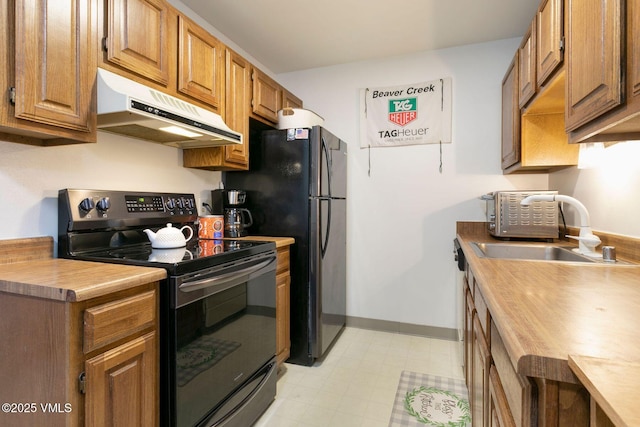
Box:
[225,125,347,366]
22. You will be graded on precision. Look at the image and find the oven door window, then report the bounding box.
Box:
[173,256,276,427]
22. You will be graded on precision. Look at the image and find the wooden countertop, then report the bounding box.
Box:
[0,236,166,302]
[569,355,640,427]
[231,236,295,248]
[456,222,640,385]
[0,258,166,302]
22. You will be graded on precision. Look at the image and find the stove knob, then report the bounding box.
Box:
[96,197,111,212]
[184,198,194,209]
[165,198,176,210]
[176,198,184,209]
[79,197,95,212]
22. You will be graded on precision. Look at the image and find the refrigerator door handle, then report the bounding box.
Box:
[321,136,332,198]
[320,198,332,258]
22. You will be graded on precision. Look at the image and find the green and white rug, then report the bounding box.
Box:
[389,371,471,427]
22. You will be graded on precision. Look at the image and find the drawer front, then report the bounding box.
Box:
[490,322,535,427]
[276,247,290,275]
[84,290,157,354]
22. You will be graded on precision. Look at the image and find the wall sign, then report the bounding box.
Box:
[360,78,452,148]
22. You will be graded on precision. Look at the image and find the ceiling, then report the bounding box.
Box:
[180,0,539,74]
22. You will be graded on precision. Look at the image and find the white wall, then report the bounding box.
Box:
[0,132,222,248]
[550,141,640,238]
[277,39,549,330]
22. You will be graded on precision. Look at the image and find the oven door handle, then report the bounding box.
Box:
[178,257,275,293]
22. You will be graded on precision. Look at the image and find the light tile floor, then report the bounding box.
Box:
[255,327,465,427]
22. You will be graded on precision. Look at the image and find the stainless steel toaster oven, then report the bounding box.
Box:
[482,191,559,239]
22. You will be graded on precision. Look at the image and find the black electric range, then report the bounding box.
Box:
[57,189,278,427]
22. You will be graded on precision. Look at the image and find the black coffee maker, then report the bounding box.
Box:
[211,189,253,237]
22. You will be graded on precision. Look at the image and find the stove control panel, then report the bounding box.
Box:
[126,195,166,213]
[59,189,198,231]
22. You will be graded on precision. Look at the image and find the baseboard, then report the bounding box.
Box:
[346,316,458,341]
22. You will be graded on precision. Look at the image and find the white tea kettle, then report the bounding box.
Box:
[143,223,193,249]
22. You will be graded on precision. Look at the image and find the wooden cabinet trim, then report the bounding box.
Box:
[276,247,290,275]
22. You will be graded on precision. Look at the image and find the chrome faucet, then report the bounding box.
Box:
[520,194,602,258]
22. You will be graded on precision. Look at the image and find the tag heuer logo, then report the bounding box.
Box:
[389,98,417,126]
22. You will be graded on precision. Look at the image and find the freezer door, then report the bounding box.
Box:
[309,197,346,359]
[311,127,347,199]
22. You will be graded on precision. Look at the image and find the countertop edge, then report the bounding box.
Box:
[0,258,167,302]
[230,236,295,248]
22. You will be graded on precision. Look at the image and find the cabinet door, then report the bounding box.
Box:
[472,316,491,427]
[105,0,170,85]
[565,0,622,131]
[85,332,157,427]
[177,15,223,110]
[224,49,251,167]
[12,0,95,136]
[283,89,303,110]
[464,284,474,387]
[629,0,640,102]
[518,19,536,108]
[537,0,563,86]
[489,366,516,427]
[501,54,520,170]
[252,67,282,123]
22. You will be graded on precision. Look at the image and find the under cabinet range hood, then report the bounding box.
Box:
[96,68,242,148]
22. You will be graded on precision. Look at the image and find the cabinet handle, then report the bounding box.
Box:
[78,372,86,395]
[9,87,15,106]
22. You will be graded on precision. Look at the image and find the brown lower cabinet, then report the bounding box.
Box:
[0,282,158,427]
[463,260,589,427]
[489,366,516,427]
[275,244,292,367]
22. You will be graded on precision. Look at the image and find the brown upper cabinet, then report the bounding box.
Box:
[519,0,564,109]
[251,67,283,124]
[177,14,224,111]
[502,0,578,173]
[518,19,536,109]
[102,0,172,87]
[501,54,520,170]
[1,0,304,160]
[183,48,251,170]
[566,0,640,143]
[565,0,622,132]
[283,89,303,110]
[250,67,303,125]
[0,0,97,146]
[536,0,564,86]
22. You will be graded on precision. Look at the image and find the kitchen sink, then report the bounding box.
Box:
[470,242,595,263]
